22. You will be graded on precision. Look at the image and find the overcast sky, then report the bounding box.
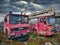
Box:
[0,0,60,21]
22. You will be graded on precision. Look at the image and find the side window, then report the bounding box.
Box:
[4,18,7,22]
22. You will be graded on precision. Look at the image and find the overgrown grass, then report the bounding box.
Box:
[0,30,60,45]
[28,41,38,45]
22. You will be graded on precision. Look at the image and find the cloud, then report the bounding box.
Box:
[0,0,44,14]
[0,17,4,22]
[19,1,28,4]
[24,2,44,12]
[50,4,60,12]
[0,0,60,22]
[30,0,60,4]
[10,0,20,2]
[30,2,44,9]
[4,0,10,2]
[0,14,6,22]
[0,0,60,14]
[13,1,28,6]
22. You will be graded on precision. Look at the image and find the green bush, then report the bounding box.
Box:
[0,39,2,42]
[0,39,2,45]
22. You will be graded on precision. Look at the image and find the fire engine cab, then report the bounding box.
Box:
[3,11,30,42]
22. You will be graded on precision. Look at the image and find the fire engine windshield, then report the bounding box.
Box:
[10,15,28,24]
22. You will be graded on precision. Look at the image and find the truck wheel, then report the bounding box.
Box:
[18,35,29,42]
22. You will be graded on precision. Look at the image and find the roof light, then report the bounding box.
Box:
[9,11,12,14]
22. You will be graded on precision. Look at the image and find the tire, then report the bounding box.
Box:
[8,35,15,40]
[18,35,29,42]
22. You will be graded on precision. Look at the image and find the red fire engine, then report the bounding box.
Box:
[3,11,30,42]
[29,8,57,36]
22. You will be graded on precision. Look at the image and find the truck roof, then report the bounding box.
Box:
[9,14,28,16]
[5,14,28,18]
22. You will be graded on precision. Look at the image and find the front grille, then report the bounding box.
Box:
[11,27,29,31]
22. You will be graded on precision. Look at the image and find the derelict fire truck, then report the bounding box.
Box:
[3,12,30,42]
[29,8,57,36]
